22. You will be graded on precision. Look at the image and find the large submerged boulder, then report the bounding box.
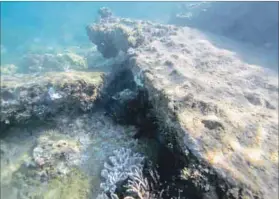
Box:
[87,9,278,199]
[1,71,104,129]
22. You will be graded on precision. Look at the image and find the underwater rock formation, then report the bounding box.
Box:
[0,71,104,130]
[87,10,278,199]
[18,52,87,73]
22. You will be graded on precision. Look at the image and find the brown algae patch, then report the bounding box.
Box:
[43,168,90,199]
[10,166,90,199]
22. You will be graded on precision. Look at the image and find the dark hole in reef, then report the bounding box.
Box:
[85,85,95,96]
[103,67,158,139]
[106,68,137,95]
[1,90,15,101]
[97,40,119,58]
[30,91,37,98]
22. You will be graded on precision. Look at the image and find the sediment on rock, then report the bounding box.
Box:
[87,8,278,199]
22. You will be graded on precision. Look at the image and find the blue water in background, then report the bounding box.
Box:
[1,2,278,71]
[1,2,180,64]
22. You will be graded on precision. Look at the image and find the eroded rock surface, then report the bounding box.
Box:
[87,11,278,199]
[1,71,104,129]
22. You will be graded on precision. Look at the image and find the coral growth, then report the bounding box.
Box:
[100,148,145,193]
[125,167,162,199]
[98,164,162,199]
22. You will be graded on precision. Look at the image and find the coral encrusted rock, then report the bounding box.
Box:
[1,71,104,130]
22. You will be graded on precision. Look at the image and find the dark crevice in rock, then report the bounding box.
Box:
[100,65,207,199]
[151,89,241,199]
[100,66,158,139]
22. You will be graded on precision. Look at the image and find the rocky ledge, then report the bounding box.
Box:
[87,10,278,199]
[1,71,104,130]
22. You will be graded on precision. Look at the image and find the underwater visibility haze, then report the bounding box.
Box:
[0,2,278,199]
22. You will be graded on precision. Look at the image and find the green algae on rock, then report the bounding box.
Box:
[10,165,90,199]
[43,168,90,199]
